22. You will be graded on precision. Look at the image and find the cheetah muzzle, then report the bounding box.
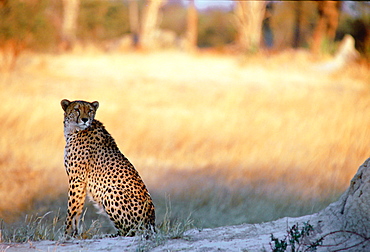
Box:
[61,99,155,237]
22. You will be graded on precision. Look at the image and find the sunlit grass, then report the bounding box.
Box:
[0,198,194,244]
[0,211,63,243]
[0,51,369,231]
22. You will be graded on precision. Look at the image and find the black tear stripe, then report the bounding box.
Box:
[75,111,80,124]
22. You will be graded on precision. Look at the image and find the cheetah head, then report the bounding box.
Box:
[61,99,99,135]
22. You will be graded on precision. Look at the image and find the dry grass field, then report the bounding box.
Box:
[0,50,369,232]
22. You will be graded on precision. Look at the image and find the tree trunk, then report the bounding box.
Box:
[129,0,139,48]
[234,1,266,53]
[139,0,165,51]
[61,0,80,51]
[185,0,198,53]
[292,1,302,48]
[311,1,342,55]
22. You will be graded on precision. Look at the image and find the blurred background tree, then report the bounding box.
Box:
[77,0,129,45]
[0,0,57,69]
[139,0,166,50]
[60,0,80,51]
[128,0,139,47]
[196,7,235,49]
[0,0,368,59]
[336,1,370,57]
[184,0,198,52]
[234,1,266,53]
[269,2,317,50]
[311,1,342,55]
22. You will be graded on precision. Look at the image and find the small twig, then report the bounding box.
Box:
[317,230,370,251]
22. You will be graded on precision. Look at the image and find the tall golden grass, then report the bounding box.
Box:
[0,51,369,224]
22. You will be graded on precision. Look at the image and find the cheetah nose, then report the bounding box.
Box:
[81,118,88,123]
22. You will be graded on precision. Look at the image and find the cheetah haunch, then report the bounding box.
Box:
[61,99,155,237]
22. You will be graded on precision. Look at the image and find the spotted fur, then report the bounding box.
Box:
[61,99,155,237]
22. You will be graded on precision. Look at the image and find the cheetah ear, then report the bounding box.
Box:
[61,99,71,111]
[91,101,99,110]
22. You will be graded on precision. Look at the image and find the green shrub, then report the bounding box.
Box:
[0,0,57,51]
[270,222,323,252]
[78,0,130,42]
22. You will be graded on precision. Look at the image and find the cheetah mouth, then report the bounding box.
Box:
[77,122,90,130]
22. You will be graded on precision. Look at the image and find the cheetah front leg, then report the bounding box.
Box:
[65,180,87,237]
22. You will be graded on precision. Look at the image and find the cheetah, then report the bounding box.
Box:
[61,99,155,237]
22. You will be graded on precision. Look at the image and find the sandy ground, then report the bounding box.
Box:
[1,216,307,252]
